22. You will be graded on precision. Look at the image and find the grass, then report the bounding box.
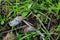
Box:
[0,0,60,40]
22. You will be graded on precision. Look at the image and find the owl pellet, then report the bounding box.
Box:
[27,26,36,32]
[9,16,23,26]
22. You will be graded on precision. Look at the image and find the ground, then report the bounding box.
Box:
[0,0,60,40]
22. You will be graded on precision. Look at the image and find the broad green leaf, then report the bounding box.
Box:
[21,12,28,17]
[1,21,4,25]
[37,14,41,17]
[0,0,2,3]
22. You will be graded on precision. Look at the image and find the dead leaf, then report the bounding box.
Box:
[3,32,17,40]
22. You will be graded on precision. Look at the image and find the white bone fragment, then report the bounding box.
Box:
[9,16,23,26]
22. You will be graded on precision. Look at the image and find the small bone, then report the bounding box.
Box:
[23,20,45,38]
[9,16,23,26]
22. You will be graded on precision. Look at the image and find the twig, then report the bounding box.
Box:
[48,21,51,30]
[0,25,27,34]
[31,12,48,32]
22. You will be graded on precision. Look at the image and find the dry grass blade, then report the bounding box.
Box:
[1,25,27,34]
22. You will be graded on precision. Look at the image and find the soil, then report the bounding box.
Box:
[0,0,60,40]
